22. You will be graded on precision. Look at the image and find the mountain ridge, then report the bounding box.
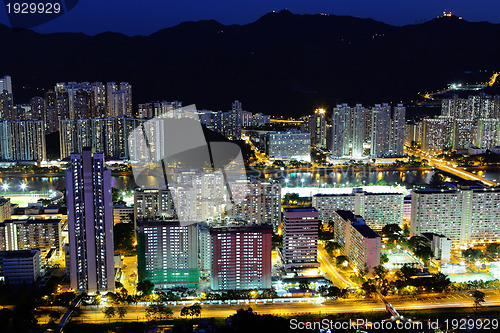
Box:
[1,11,500,116]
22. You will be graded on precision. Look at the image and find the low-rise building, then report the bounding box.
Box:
[422,233,452,263]
[0,249,41,284]
[113,205,134,225]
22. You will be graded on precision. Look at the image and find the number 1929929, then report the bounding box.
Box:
[444,318,499,330]
[6,2,62,14]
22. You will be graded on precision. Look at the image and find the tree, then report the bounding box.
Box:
[429,172,444,189]
[114,222,136,255]
[324,241,341,256]
[361,282,377,298]
[373,265,388,282]
[157,305,173,318]
[190,303,202,318]
[298,280,310,291]
[260,289,278,299]
[414,245,434,263]
[396,264,417,282]
[180,306,190,318]
[381,224,402,242]
[180,304,202,318]
[137,280,155,296]
[472,290,485,310]
[408,236,431,249]
[462,248,484,262]
[318,225,335,241]
[117,306,127,320]
[432,273,451,292]
[402,224,410,237]
[103,306,116,322]
[380,253,389,264]
[486,243,500,257]
[145,304,156,318]
[271,233,282,247]
[335,255,349,268]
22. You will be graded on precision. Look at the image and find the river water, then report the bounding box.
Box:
[0,168,438,192]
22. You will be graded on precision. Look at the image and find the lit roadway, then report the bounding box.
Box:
[53,291,500,324]
[406,147,498,187]
[317,247,354,289]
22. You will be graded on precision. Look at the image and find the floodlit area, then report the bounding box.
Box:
[383,252,418,270]
[2,191,60,207]
[448,274,495,283]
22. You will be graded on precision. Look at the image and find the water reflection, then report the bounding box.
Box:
[0,168,441,191]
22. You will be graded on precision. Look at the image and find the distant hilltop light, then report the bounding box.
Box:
[440,11,462,19]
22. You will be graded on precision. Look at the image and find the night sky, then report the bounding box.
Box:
[0,0,499,35]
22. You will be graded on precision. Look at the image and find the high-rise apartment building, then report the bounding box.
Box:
[266,129,311,161]
[134,188,176,225]
[198,223,212,277]
[59,117,143,159]
[0,219,61,253]
[411,187,500,246]
[453,119,476,149]
[0,91,14,120]
[331,104,351,157]
[312,188,404,230]
[422,116,454,153]
[230,180,281,231]
[283,208,320,272]
[66,148,114,293]
[252,113,271,127]
[370,104,391,157]
[391,104,406,156]
[476,118,500,149]
[310,109,327,148]
[441,93,499,120]
[138,101,183,119]
[0,75,12,94]
[351,104,366,158]
[29,97,45,120]
[137,220,199,288]
[210,224,272,290]
[0,120,46,161]
[91,82,107,117]
[54,81,132,120]
[332,210,381,270]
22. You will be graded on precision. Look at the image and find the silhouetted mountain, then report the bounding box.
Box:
[1,11,500,116]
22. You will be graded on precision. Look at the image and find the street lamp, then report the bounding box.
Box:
[285,178,289,187]
[301,179,305,187]
[2,183,8,191]
[20,183,27,191]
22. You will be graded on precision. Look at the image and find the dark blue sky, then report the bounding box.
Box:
[1,0,499,35]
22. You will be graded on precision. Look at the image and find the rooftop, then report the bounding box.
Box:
[352,223,381,239]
